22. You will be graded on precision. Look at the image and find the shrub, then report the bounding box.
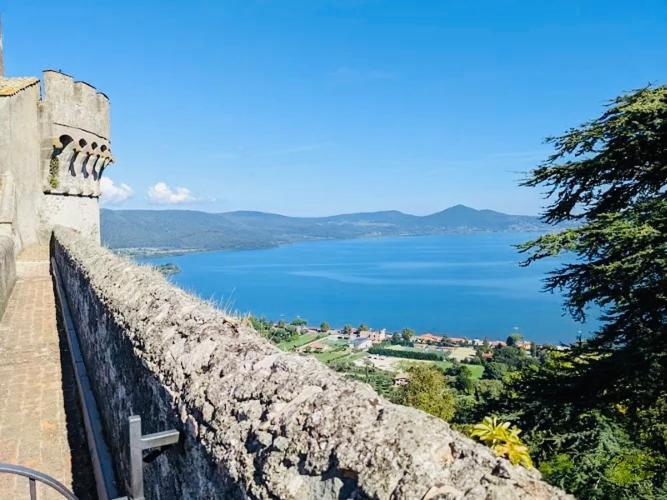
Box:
[368,346,444,361]
[396,365,456,421]
[470,416,532,468]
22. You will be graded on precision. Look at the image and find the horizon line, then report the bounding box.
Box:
[100,203,542,219]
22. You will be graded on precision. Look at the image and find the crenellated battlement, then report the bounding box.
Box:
[39,70,114,200]
[0,46,112,247]
[41,70,110,139]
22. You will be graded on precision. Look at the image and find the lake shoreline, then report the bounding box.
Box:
[111,228,553,258]
[134,233,593,344]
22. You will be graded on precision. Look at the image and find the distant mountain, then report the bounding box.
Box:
[101,205,553,255]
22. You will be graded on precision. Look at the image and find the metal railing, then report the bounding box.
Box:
[128,415,179,500]
[0,463,77,499]
[51,256,180,500]
[51,256,122,499]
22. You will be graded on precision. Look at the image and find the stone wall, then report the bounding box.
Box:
[0,235,16,318]
[39,70,112,244]
[42,70,110,139]
[41,195,101,243]
[0,81,42,251]
[52,226,570,500]
[0,69,111,251]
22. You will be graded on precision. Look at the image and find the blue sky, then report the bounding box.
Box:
[2,1,665,215]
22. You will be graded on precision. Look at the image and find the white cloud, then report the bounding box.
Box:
[100,177,133,205]
[147,182,196,204]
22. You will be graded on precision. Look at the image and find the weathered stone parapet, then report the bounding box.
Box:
[52,226,571,500]
[0,235,16,318]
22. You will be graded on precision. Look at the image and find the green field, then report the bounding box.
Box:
[312,348,367,364]
[396,360,484,379]
[322,337,349,348]
[385,344,428,353]
[277,333,323,351]
[311,348,349,363]
[460,363,484,379]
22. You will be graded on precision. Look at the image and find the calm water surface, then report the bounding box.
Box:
[140,233,594,344]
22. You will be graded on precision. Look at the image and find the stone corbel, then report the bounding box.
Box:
[63,149,82,195]
[45,137,75,193]
[83,152,103,197]
[80,147,95,179]
[58,138,77,173]
[89,156,111,197]
[90,154,104,180]
[45,137,114,197]
[70,143,88,178]
[98,156,113,180]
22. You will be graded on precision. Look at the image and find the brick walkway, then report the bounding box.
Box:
[0,247,95,499]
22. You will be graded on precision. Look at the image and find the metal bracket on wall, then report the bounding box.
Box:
[127,415,180,500]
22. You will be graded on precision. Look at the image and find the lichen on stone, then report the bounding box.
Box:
[49,156,60,188]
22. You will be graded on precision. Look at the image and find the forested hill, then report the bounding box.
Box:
[101,204,552,254]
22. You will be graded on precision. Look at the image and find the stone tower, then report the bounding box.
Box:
[0,29,113,252]
[0,18,5,78]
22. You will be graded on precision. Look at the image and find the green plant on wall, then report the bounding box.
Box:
[49,156,60,188]
[470,416,533,468]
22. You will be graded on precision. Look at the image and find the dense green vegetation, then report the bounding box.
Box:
[501,85,667,499]
[368,345,445,361]
[329,361,396,398]
[394,365,456,420]
[247,316,320,347]
[395,359,485,379]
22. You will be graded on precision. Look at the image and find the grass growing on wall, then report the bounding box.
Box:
[49,157,60,188]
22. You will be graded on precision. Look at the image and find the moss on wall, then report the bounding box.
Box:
[49,156,59,189]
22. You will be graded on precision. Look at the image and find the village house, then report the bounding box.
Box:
[415,333,442,344]
[515,340,533,350]
[349,337,373,350]
[359,329,387,343]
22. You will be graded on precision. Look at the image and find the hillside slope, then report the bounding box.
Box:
[101,205,551,254]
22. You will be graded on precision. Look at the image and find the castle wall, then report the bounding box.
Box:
[37,71,112,243]
[0,236,16,318]
[52,225,570,500]
[42,196,100,242]
[0,82,42,251]
[0,70,111,251]
[42,70,110,138]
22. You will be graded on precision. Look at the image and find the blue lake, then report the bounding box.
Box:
[140,233,594,344]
